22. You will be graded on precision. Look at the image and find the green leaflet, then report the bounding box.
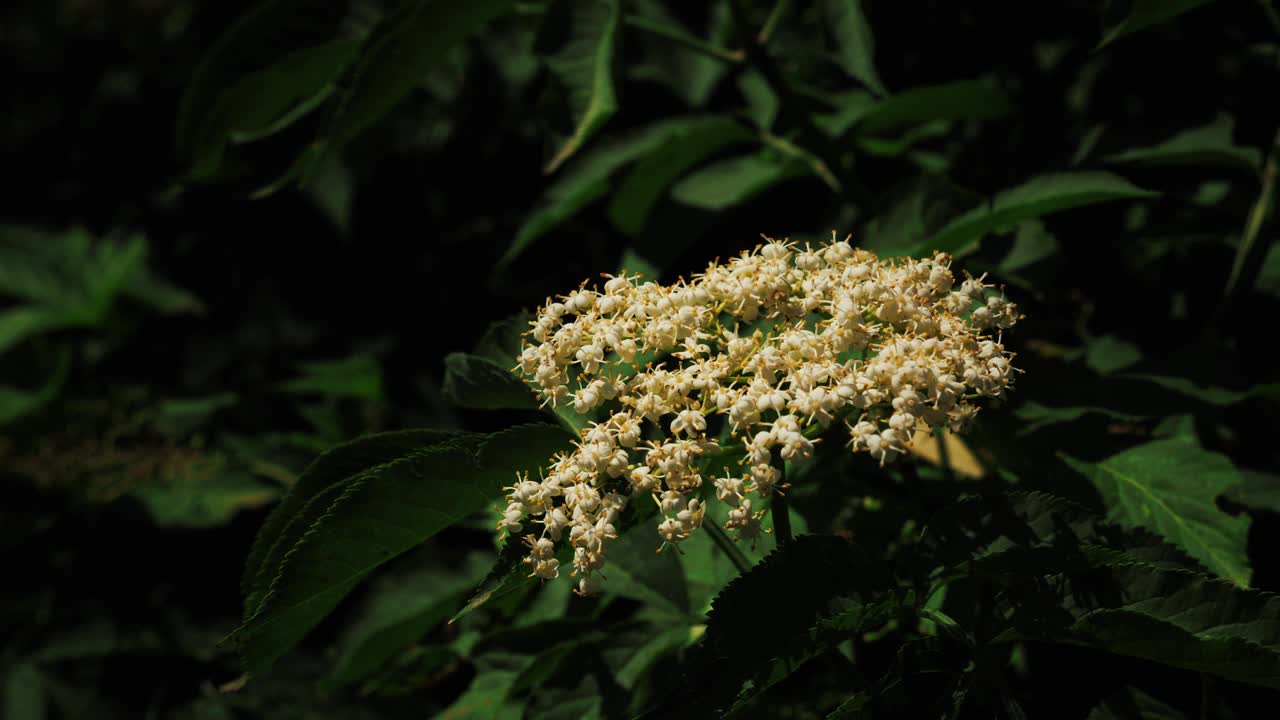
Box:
[322,552,491,690]
[913,172,1158,257]
[233,424,571,674]
[175,0,347,158]
[1103,114,1261,171]
[822,0,886,96]
[443,353,540,411]
[500,116,725,269]
[0,230,196,355]
[999,564,1280,689]
[541,0,623,173]
[0,349,70,426]
[670,149,811,210]
[853,78,1010,137]
[667,536,882,716]
[278,352,385,401]
[1060,437,1249,585]
[240,428,466,605]
[442,313,591,434]
[607,116,755,237]
[188,38,361,179]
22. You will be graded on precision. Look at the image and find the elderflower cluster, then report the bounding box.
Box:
[501,234,1020,594]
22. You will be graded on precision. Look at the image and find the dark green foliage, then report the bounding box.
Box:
[5,0,1279,717]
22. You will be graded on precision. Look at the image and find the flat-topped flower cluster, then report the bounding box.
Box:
[502,235,1020,594]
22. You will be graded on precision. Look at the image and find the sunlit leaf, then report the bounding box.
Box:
[1060,437,1249,585]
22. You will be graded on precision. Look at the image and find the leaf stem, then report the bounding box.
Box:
[625,15,745,64]
[705,519,753,574]
[757,0,793,45]
[1219,127,1280,317]
[772,489,793,544]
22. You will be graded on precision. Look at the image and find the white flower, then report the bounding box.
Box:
[503,232,1020,592]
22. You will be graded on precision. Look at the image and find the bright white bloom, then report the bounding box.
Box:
[501,233,1020,592]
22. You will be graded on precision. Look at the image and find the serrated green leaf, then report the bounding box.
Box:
[822,0,886,96]
[1103,114,1260,171]
[681,536,881,715]
[303,0,514,182]
[241,429,468,607]
[916,172,1157,256]
[1002,564,1280,689]
[1060,437,1249,585]
[443,353,540,411]
[1098,0,1216,48]
[541,0,622,173]
[607,116,754,236]
[230,424,569,674]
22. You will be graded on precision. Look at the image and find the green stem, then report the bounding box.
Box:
[772,490,793,543]
[705,520,752,574]
[1219,127,1280,317]
[757,0,793,45]
[625,15,745,63]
